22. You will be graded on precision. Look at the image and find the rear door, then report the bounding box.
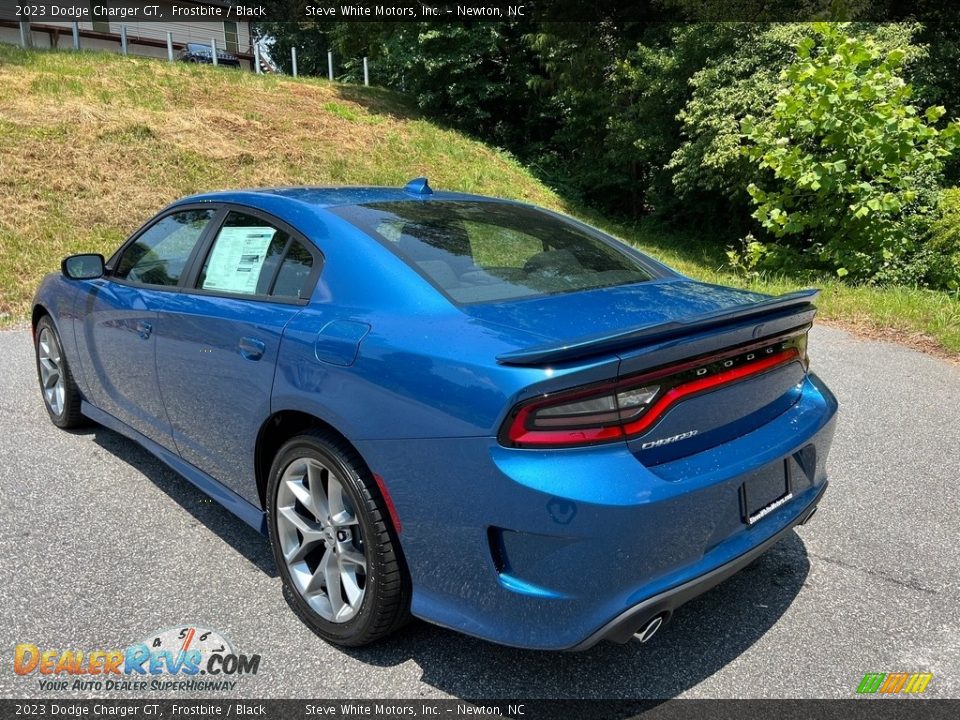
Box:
[74,208,216,446]
[151,207,322,504]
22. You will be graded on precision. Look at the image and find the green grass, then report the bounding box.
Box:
[612,221,960,354]
[0,45,958,356]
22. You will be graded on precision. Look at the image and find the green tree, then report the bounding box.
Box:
[372,23,542,149]
[612,24,742,221]
[741,23,960,282]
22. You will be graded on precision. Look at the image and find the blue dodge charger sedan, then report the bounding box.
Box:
[32,179,837,650]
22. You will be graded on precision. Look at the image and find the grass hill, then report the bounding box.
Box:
[1,45,957,355]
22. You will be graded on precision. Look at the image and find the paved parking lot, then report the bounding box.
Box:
[1,324,958,699]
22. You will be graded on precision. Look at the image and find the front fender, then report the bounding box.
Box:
[32,273,88,395]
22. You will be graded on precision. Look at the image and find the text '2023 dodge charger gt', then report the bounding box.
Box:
[32,178,837,650]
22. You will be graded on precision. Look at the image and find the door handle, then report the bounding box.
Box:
[239,336,266,361]
[136,321,152,340]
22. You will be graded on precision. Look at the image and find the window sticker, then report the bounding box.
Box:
[202,226,277,294]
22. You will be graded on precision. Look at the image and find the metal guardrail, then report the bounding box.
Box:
[4,19,266,72]
[6,21,370,84]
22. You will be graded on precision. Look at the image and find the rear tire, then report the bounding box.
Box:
[34,315,85,429]
[266,430,410,646]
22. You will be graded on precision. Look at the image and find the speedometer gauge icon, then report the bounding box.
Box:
[140,626,234,668]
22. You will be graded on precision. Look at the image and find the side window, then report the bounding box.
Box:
[271,240,315,300]
[114,210,214,287]
[196,211,316,300]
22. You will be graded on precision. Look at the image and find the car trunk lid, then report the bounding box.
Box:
[488,281,817,461]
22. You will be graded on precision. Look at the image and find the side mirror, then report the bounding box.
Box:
[61,254,105,280]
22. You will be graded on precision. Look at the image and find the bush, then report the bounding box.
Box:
[927,188,960,289]
[741,23,960,283]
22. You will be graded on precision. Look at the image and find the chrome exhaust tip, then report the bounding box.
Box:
[633,614,664,643]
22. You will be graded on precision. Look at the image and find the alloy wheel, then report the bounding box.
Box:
[275,457,367,622]
[37,327,65,417]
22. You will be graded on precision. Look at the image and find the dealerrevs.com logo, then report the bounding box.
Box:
[14,627,260,692]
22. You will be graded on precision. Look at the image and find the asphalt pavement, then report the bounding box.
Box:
[0,324,958,699]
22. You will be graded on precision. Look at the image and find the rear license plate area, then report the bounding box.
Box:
[740,460,792,525]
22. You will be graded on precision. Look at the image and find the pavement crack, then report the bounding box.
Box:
[808,551,938,595]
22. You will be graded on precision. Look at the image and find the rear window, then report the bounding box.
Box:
[331,201,658,304]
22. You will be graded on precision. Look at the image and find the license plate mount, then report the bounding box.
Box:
[740,460,792,526]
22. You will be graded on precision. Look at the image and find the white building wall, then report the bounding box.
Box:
[1,1,252,67]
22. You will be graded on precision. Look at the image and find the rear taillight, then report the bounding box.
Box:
[499,329,809,448]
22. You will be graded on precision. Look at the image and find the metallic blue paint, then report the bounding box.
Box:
[33,185,838,650]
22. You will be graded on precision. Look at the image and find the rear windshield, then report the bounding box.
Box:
[331,201,658,304]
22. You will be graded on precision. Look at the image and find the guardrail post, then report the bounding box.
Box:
[327,50,333,81]
[363,56,369,86]
[254,43,261,74]
[292,47,298,77]
[211,37,218,66]
[166,32,174,62]
[72,22,80,50]
[120,25,128,55]
[19,21,32,48]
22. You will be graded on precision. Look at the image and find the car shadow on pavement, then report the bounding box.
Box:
[328,531,811,701]
[83,425,278,578]
[78,423,809,701]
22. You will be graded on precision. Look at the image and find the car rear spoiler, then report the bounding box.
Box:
[496,289,821,366]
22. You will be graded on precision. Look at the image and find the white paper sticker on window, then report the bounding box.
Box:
[202,226,277,294]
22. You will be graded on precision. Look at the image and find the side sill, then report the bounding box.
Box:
[81,401,267,535]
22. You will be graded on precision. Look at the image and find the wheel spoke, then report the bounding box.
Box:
[338,547,366,569]
[341,565,364,607]
[283,537,313,564]
[322,548,346,618]
[44,369,60,389]
[328,479,358,526]
[278,505,324,542]
[306,461,330,520]
[284,475,315,517]
[303,550,328,594]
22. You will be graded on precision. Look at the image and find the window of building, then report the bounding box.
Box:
[223,21,239,53]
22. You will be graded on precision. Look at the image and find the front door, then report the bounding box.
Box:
[73,208,215,446]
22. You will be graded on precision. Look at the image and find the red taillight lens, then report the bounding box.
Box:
[500,330,808,449]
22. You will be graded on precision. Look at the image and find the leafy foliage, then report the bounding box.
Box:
[741,23,960,282]
[257,18,960,289]
[927,188,960,289]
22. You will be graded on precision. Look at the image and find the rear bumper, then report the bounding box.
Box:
[568,480,827,650]
[356,373,838,650]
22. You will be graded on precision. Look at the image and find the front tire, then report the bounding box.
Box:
[266,430,410,646]
[34,315,85,429]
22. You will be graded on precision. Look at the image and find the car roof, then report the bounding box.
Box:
[169,182,505,213]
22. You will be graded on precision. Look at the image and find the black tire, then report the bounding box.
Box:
[34,315,85,429]
[266,430,410,646]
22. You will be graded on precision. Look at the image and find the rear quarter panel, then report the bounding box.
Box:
[270,210,624,440]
